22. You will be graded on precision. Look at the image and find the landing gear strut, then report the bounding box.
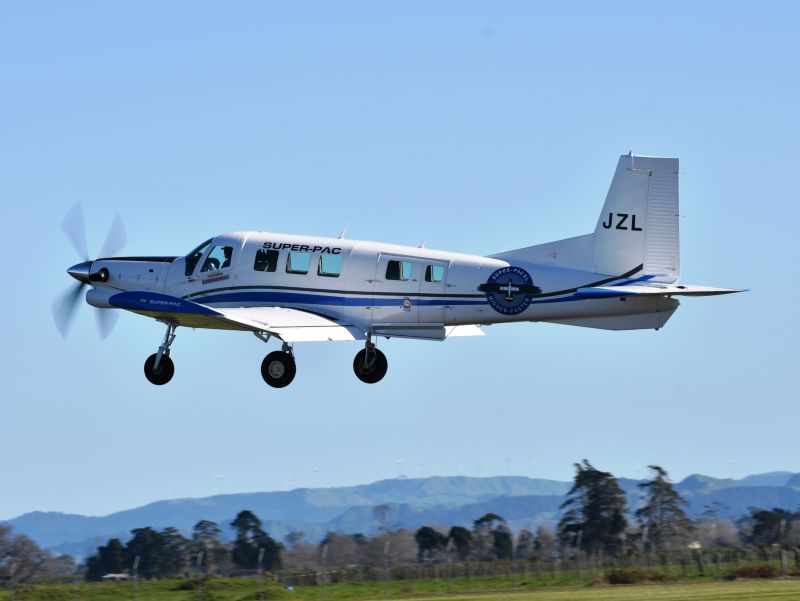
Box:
[353,339,388,384]
[144,323,176,385]
[261,342,296,388]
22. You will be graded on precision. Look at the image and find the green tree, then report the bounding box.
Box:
[85,538,125,581]
[745,508,795,547]
[414,526,447,562]
[124,527,165,579]
[636,465,692,551]
[160,527,189,576]
[231,510,281,571]
[192,520,228,574]
[121,527,188,579]
[472,513,508,561]
[446,526,472,561]
[493,525,513,560]
[473,513,505,530]
[558,459,628,554]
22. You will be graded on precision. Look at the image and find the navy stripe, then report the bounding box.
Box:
[528,264,644,298]
[196,291,486,307]
[98,256,177,263]
[184,284,483,301]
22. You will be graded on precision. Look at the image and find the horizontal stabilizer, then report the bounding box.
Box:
[575,284,745,299]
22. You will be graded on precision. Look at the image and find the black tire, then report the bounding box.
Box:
[261,351,296,388]
[353,348,388,384]
[144,353,175,385]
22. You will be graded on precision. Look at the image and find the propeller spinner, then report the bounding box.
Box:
[52,203,127,339]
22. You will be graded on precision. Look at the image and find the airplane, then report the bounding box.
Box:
[54,153,742,389]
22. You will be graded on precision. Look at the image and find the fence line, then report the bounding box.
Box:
[275,549,800,587]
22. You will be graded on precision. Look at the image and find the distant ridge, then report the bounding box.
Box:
[3,472,799,558]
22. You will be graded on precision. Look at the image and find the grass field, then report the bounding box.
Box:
[408,581,800,601]
[8,578,800,601]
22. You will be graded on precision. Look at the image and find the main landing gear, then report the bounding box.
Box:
[353,339,388,384]
[261,343,297,388]
[254,334,388,389]
[144,323,177,386]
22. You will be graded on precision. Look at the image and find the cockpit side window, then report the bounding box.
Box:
[201,245,233,272]
[185,239,213,276]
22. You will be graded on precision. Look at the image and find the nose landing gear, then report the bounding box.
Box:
[353,340,388,384]
[144,323,177,385]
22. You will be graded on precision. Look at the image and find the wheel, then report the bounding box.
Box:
[144,353,174,385]
[261,351,296,388]
[353,348,388,384]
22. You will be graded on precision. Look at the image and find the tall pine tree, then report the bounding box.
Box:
[231,510,281,571]
[636,465,692,551]
[558,459,628,554]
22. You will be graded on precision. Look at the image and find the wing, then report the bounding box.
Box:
[219,306,365,341]
[575,283,745,298]
[108,291,366,342]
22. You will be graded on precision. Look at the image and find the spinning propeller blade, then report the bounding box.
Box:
[61,202,89,261]
[54,205,127,339]
[52,282,87,338]
[95,309,120,340]
[99,213,127,259]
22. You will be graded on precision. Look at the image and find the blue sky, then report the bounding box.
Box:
[1,1,798,520]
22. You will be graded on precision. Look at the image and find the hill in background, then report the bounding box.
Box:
[4,472,799,557]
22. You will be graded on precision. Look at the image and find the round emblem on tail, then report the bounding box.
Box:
[480,267,541,315]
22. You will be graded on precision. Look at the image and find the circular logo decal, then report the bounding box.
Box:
[480,267,541,315]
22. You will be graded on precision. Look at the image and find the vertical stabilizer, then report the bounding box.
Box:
[592,154,679,283]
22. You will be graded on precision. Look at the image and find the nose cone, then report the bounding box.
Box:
[67,260,93,284]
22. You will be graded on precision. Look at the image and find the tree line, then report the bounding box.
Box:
[84,510,280,580]
[3,461,800,585]
[412,463,800,563]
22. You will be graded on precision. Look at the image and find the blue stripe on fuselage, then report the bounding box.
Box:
[189,291,486,306]
[185,289,593,308]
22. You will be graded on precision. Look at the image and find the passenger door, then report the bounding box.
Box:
[371,254,421,323]
[418,260,448,323]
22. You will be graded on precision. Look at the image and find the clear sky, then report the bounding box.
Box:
[1,1,798,521]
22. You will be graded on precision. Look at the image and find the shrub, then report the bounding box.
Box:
[604,568,644,584]
[724,564,779,580]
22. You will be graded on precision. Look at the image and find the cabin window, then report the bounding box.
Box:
[425,264,444,283]
[254,249,279,272]
[185,239,212,276]
[201,245,233,272]
[318,254,342,277]
[286,251,312,274]
[386,260,411,281]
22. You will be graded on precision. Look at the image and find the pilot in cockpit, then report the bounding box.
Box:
[221,247,232,269]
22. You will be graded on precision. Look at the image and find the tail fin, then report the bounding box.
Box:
[593,154,679,283]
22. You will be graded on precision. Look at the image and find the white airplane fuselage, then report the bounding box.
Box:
[87,230,678,337]
[62,154,740,387]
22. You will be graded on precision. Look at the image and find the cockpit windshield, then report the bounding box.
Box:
[184,239,212,276]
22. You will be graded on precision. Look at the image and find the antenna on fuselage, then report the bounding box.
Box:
[338,225,349,239]
[418,238,428,248]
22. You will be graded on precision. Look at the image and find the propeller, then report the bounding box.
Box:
[52,202,127,339]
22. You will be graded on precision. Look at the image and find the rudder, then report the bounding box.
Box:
[593,154,679,283]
